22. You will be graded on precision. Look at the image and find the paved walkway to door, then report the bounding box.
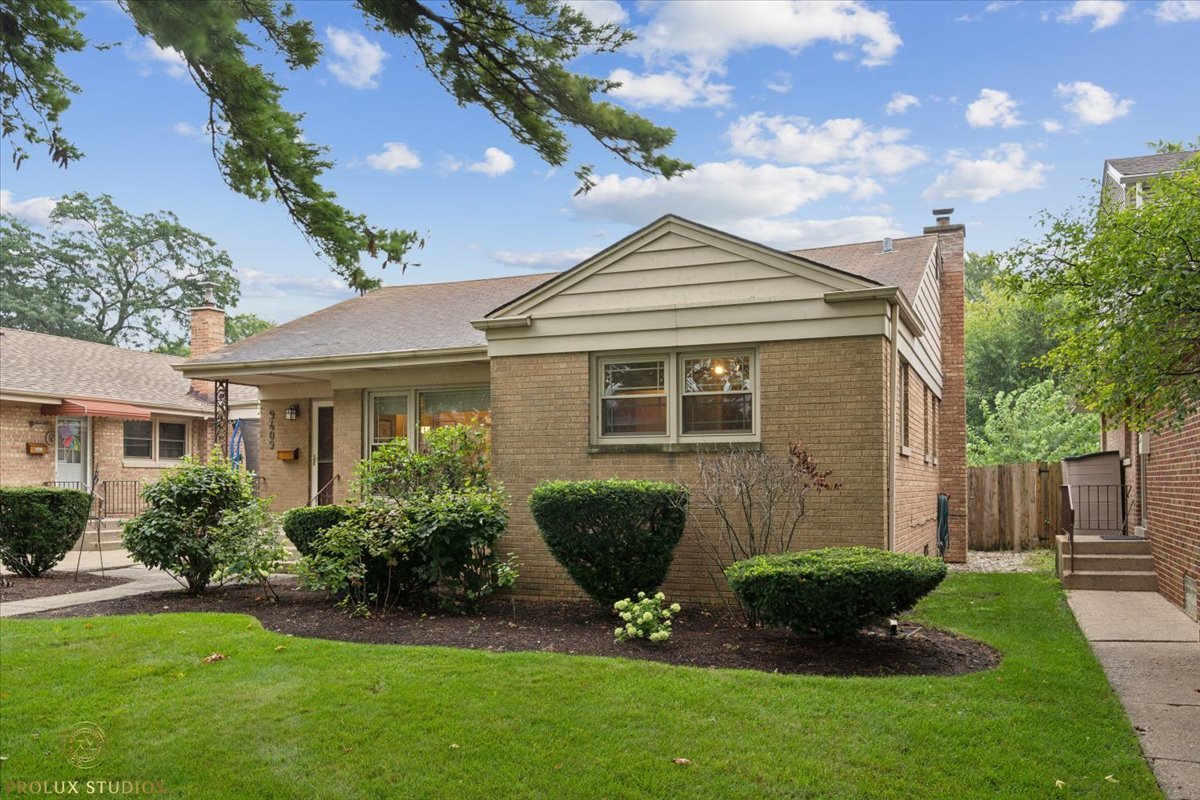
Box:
[0,549,181,618]
[1068,590,1200,800]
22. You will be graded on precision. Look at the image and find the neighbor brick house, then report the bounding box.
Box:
[0,298,257,516]
[1094,150,1200,619]
[178,213,968,600]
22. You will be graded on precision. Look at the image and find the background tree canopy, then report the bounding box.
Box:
[1007,145,1200,431]
[0,191,238,349]
[0,0,690,292]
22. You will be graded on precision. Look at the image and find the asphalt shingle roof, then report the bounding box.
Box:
[0,328,255,410]
[186,273,558,366]
[1106,150,1199,178]
[791,234,937,302]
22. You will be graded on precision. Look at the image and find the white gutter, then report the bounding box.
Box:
[175,345,489,380]
[887,302,899,552]
[470,315,532,331]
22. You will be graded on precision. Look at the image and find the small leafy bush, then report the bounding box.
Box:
[123,454,282,594]
[300,424,510,611]
[725,547,947,639]
[529,479,688,605]
[0,487,92,576]
[282,505,353,556]
[614,592,680,644]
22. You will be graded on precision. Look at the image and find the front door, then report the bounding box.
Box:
[55,417,88,487]
[311,402,334,505]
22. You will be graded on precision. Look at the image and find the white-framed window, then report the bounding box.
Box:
[593,349,758,444]
[899,362,911,452]
[123,418,190,462]
[365,387,491,453]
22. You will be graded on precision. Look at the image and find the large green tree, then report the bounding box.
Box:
[0,0,690,292]
[0,192,238,348]
[968,379,1099,466]
[1009,148,1200,430]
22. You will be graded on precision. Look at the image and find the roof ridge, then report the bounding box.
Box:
[369,271,561,292]
[790,234,932,253]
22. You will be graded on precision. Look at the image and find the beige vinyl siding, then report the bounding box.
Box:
[894,252,944,398]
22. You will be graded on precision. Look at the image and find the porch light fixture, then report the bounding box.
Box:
[285,405,300,421]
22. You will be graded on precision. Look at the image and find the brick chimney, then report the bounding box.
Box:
[189,282,225,397]
[924,208,968,563]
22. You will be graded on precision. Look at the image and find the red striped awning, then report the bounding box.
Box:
[41,399,152,420]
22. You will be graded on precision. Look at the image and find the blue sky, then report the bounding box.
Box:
[2,0,1198,325]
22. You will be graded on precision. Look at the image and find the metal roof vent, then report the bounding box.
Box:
[881,237,894,253]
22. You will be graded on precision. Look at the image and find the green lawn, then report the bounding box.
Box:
[0,570,1158,799]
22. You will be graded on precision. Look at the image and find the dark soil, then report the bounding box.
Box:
[30,580,1000,678]
[1,570,132,602]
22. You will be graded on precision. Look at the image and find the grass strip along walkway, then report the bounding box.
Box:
[0,570,1159,799]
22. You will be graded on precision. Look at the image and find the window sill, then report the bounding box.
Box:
[900,446,912,458]
[122,459,186,470]
[588,441,761,454]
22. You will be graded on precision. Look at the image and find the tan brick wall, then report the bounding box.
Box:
[189,306,225,397]
[0,401,55,486]
[491,337,890,602]
[893,361,941,556]
[331,390,363,504]
[931,226,968,562]
[257,399,312,512]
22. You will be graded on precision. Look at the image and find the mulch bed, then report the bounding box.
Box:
[30,580,1000,678]
[1,570,132,602]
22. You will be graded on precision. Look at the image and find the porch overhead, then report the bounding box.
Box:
[41,398,151,420]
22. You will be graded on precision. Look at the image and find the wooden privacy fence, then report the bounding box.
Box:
[968,461,1064,551]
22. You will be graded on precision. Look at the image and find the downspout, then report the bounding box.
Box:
[887,301,900,552]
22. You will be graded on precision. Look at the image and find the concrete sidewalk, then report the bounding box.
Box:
[1,548,182,618]
[1068,590,1200,800]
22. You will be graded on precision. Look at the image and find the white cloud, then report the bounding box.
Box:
[560,0,628,26]
[365,142,422,171]
[765,70,792,94]
[325,27,387,89]
[635,0,902,68]
[1042,119,1064,132]
[239,268,352,300]
[0,190,57,227]
[1055,81,1133,124]
[922,144,1049,203]
[1155,0,1200,21]
[884,92,920,116]
[608,67,732,109]
[467,147,515,177]
[172,122,207,140]
[572,160,879,227]
[730,215,904,249]
[726,114,926,176]
[492,247,594,269]
[1058,0,1127,30]
[965,88,1023,128]
[128,38,188,79]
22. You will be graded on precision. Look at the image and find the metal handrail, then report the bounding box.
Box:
[307,474,340,508]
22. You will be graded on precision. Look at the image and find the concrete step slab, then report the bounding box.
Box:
[1068,553,1158,572]
[1062,570,1158,591]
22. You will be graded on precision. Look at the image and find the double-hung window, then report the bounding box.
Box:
[123,419,189,462]
[595,350,757,444]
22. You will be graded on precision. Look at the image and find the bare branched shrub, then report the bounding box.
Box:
[680,443,840,623]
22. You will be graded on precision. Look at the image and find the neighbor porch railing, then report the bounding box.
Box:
[1059,483,1132,574]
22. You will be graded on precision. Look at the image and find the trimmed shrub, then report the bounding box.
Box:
[0,487,92,576]
[725,547,947,639]
[123,454,280,594]
[282,505,353,556]
[528,479,688,605]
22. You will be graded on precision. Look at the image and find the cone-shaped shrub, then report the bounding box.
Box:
[529,479,688,605]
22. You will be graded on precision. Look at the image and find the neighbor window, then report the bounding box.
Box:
[900,362,910,451]
[594,350,756,443]
[932,397,939,461]
[367,387,491,452]
[123,419,189,461]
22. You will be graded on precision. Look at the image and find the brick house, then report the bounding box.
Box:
[0,299,257,517]
[179,213,968,600]
[1094,151,1200,619]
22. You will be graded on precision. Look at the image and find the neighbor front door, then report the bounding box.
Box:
[55,417,88,487]
[311,402,334,505]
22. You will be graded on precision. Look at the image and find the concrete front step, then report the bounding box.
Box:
[1055,534,1152,556]
[1066,553,1157,572]
[1061,570,1158,591]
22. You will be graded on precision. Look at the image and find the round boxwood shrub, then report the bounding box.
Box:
[0,486,92,576]
[725,547,947,639]
[282,505,354,556]
[528,479,688,605]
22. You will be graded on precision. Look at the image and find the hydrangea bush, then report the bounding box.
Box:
[613,591,681,644]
